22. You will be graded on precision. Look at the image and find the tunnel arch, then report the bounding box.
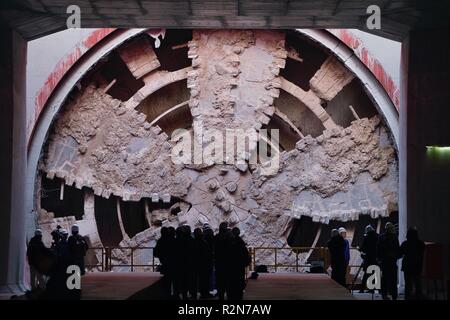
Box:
[26,28,400,257]
[296,29,399,146]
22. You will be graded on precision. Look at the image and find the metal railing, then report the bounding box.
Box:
[249,246,362,272]
[85,246,160,272]
[250,246,326,272]
[85,246,362,274]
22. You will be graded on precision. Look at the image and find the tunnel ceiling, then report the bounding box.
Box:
[4,1,450,41]
[36,29,398,267]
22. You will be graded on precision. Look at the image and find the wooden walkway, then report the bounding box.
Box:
[81,272,353,300]
[244,273,354,300]
[81,272,161,300]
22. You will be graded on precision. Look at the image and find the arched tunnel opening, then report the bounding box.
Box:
[34,29,399,275]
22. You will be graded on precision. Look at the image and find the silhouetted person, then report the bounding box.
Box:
[68,224,88,275]
[43,229,75,299]
[50,225,62,249]
[180,225,199,300]
[168,226,176,239]
[191,228,211,299]
[339,227,350,272]
[360,225,378,292]
[226,227,251,300]
[328,229,346,287]
[168,224,177,291]
[154,226,176,298]
[203,224,215,296]
[173,226,192,299]
[377,222,401,300]
[55,229,70,266]
[400,227,425,300]
[215,222,230,300]
[154,227,169,270]
[27,229,47,290]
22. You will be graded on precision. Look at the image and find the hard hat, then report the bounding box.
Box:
[338,227,347,234]
[331,229,339,237]
[71,224,79,233]
[365,225,374,233]
[385,222,395,234]
[60,228,68,235]
[35,229,42,236]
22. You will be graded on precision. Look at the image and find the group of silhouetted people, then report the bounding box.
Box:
[26,219,426,300]
[26,224,88,299]
[328,222,425,300]
[154,222,251,300]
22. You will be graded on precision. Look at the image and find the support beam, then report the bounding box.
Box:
[103,79,117,94]
[117,36,161,79]
[309,56,354,101]
[116,198,129,241]
[0,28,27,293]
[59,180,65,200]
[144,199,152,227]
[286,46,303,62]
[149,100,190,127]
[401,27,450,278]
[348,105,360,120]
[125,67,191,109]
[172,43,188,50]
[280,77,337,129]
[274,108,305,139]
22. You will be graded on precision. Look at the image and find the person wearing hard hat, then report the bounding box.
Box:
[68,224,89,275]
[377,222,401,300]
[338,227,351,287]
[327,229,346,287]
[50,225,63,249]
[55,228,70,266]
[359,225,379,293]
[338,227,350,266]
[43,228,71,299]
[27,229,47,290]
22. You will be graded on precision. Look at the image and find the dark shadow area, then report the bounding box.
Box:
[151,29,192,71]
[287,216,321,249]
[274,90,325,138]
[97,51,145,101]
[120,199,149,238]
[127,277,167,300]
[281,31,328,91]
[94,195,122,246]
[327,79,378,128]
[265,113,300,151]
[40,176,84,220]
[288,212,399,249]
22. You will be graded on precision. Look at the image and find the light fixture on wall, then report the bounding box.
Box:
[426,146,450,152]
[426,146,450,163]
